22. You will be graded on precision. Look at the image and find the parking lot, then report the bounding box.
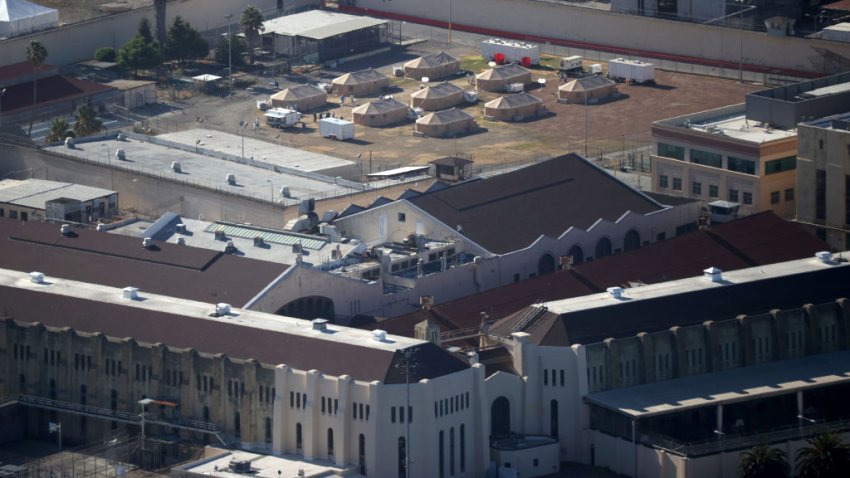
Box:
[147,38,760,173]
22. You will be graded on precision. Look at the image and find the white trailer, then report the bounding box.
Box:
[558,55,583,72]
[319,117,355,140]
[607,58,655,84]
[264,108,302,128]
[480,38,539,65]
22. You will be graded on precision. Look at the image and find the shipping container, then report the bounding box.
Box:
[607,58,655,83]
[319,117,355,140]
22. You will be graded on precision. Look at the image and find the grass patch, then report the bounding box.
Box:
[537,54,561,72]
[460,55,489,74]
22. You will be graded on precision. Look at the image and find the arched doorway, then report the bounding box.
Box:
[538,253,555,275]
[276,296,335,320]
[567,245,584,265]
[491,396,510,439]
[624,229,640,252]
[595,237,612,259]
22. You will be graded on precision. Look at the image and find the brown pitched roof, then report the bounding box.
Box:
[0,218,287,306]
[367,212,829,337]
[0,286,468,383]
[407,154,664,254]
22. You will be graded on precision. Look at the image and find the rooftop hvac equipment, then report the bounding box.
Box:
[253,236,265,247]
[281,186,291,198]
[216,303,231,316]
[176,223,186,233]
[171,161,182,173]
[225,240,235,253]
[607,58,655,84]
[228,459,251,473]
[506,83,524,93]
[176,237,186,245]
[115,149,126,160]
[816,251,833,263]
[96,223,106,232]
[117,132,126,141]
[123,287,139,300]
[312,318,329,332]
[60,224,71,235]
[606,286,624,299]
[372,329,387,342]
[142,237,152,248]
[703,267,723,283]
[30,271,44,284]
[393,66,404,77]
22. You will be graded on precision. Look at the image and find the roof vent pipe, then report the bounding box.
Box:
[142,237,152,248]
[123,287,139,300]
[312,318,328,332]
[703,267,723,282]
[606,286,624,300]
[30,272,44,284]
[815,251,833,264]
[60,224,71,235]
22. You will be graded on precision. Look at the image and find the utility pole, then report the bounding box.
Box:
[583,89,588,156]
[448,0,453,44]
[404,349,412,478]
[225,13,233,97]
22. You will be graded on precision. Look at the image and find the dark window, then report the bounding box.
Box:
[595,238,612,259]
[729,189,739,203]
[560,370,565,386]
[438,431,445,478]
[460,424,466,472]
[234,412,241,438]
[846,176,850,225]
[408,406,412,423]
[691,149,722,168]
[513,273,520,283]
[785,188,795,202]
[391,407,396,423]
[359,434,367,475]
[550,399,559,438]
[672,177,682,191]
[327,428,334,458]
[397,212,406,222]
[709,185,719,198]
[743,192,753,205]
[20,212,27,221]
[816,169,826,220]
[657,0,677,15]
[727,157,756,175]
[9,210,17,219]
[764,156,796,175]
[400,406,405,423]
[450,427,456,476]
[265,417,272,444]
[659,175,668,188]
[399,437,407,478]
[692,181,702,195]
[624,230,640,251]
[770,191,780,204]
[657,143,685,160]
[296,423,303,452]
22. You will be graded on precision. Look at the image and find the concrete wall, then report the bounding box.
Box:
[350,0,850,76]
[0,145,286,229]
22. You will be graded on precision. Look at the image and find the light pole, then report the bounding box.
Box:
[737,0,744,83]
[239,120,246,159]
[225,13,233,98]
[267,179,274,203]
[584,89,588,156]
[448,0,453,44]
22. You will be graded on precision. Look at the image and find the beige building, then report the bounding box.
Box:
[330,69,390,97]
[409,82,465,111]
[483,92,545,122]
[415,108,474,137]
[269,85,327,111]
[0,178,117,223]
[475,64,532,92]
[796,113,850,250]
[557,75,616,103]
[651,104,798,219]
[403,51,460,80]
[351,97,409,127]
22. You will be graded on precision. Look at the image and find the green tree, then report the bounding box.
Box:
[118,18,161,77]
[215,34,246,67]
[73,105,102,138]
[738,444,789,478]
[240,5,264,64]
[26,39,48,136]
[45,117,71,143]
[796,433,850,478]
[94,47,116,62]
[163,16,209,66]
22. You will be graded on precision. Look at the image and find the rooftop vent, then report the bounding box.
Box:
[225,240,235,253]
[176,237,186,245]
[29,271,44,284]
[123,287,139,300]
[606,286,624,300]
[142,237,152,249]
[312,318,329,332]
[176,223,186,233]
[96,223,106,232]
[214,230,226,241]
[815,251,833,264]
[228,459,251,473]
[60,224,71,236]
[215,303,231,316]
[703,267,723,282]
[292,243,302,253]
[372,329,387,342]
[253,236,265,247]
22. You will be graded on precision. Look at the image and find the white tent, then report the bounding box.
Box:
[0,0,59,38]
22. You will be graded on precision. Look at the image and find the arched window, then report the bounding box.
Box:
[296,423,303,453]
[491,396,510,439]
[359,434,366,475]
[327,428,334,460]
[438,431,445,478]
[449,427,456,475]
[111,389,118,430]
[18,374,25,393]
[460,424,466,473]
[551,400,559,439]
[49,379,56,400]
[80,384,87,405]
[265,417,272,445]
[538,253,555,275]
[567,245,584,265]
[624,229,640,252]
[595,237,612,259]
[398,436,407,478]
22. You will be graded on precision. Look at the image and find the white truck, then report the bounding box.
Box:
[607,58,655,84]
[558,55,583,72]
[264,108,302,128]
[319,117,355,141]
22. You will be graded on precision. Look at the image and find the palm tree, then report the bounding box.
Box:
[26,40,48,136]
[738,444,789,478]
[796,432,850,478]
[240,5,264,64]
[73,105,102,138]
[45,117,71,143]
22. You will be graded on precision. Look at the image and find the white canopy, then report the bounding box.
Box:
[0,0,58,38]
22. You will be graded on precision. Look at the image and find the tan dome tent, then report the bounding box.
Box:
[558,75,617,103]
[409,82,465,111]
[415,108,474,137]
[483,92,545,122]
[475,63,532,92]
[352,97,409,127]
[403,51,460,80]
[269,84,327,111]
[331,68,390,96]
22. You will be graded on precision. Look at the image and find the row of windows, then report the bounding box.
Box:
[769,188,795,204]
[44,348,61,367]
[227,379,244,398]
[657,144,794,178]
[434,392,470,418]
[321,396,339,415]
[619,359,637,383]
[658,175,757,205]
[105,358,122,377]
[436,425,466,478]
[74,353,92,371]
[196,374,214,392]
[289,391,307,409]
[165,369,182,387]
[0,209,30,220]
[135,364,153,382]
[258,385,275,403]
[543,368,565,387]
[719,341,739,364]
[686,347,704,369]
[353,401,371,421]
[587,364,606,388]
[764,156,796,175]
[653,353,671,378]
[12,344,30,361]
[390,406,412,424]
